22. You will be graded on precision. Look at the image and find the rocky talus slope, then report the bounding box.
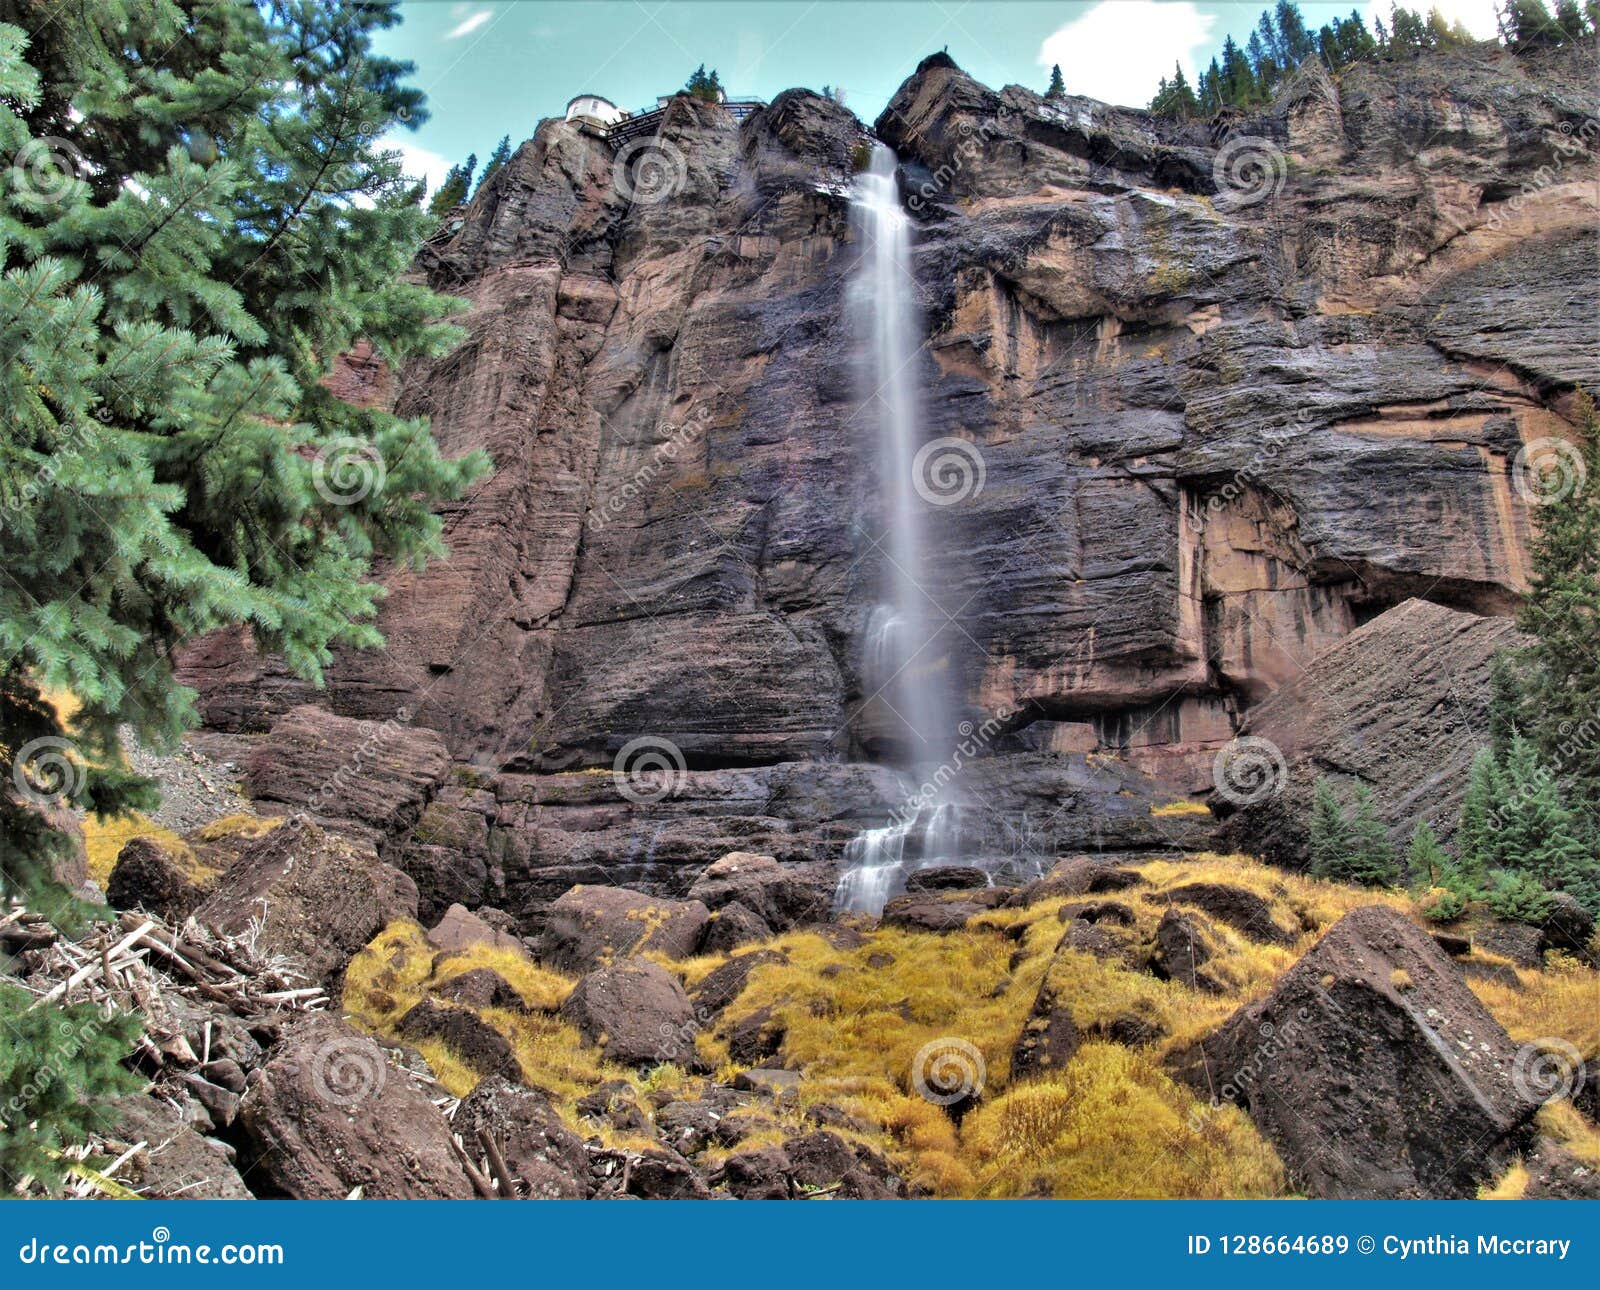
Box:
[174,44,1596,916]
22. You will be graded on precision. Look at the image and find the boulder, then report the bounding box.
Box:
[397,998,521,1080]
[560,957,696,1068]
[726,1005,786,1066]
[106,836,202,921]
[904,865,990,893]
[576,1081,654,1136]
[1158,882,1294,945]
[192,822,417,986]
[698,900,773,953]
[1219,601,1529,867]
[1170,905,1541,1198]
[881,893,988,932]
[620,1148,712,1200]
[781,1130,901,1198]
[1054,917,1124,961]
[538,885,709,974]
[430,967,528,1011]
[244,705,450,848]
[1540,892,1595,961]
[690,948,783,1017]
[716,1146,793,1198]
[426,903,527,957]
[108,1094,252,1199]
[1150,909,1223,992]
[237,1014,472,1198]
[686,851,829,930]
[454,1076,591,1198]
[1011,953,1082,1079]
[1473,920,1544,968]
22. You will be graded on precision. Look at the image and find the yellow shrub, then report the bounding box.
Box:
[82,812,195,886]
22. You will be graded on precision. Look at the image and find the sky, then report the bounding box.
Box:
[376,0,1504,192]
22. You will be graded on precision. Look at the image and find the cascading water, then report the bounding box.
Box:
[834,143,964,915]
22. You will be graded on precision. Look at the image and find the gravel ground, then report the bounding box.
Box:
[119,728,260,834]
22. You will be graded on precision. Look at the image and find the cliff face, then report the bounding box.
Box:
[180,47,1598,916]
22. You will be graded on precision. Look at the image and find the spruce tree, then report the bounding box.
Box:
[1046,63,1066,98]
[1517,396,1600,821]
[1308,776,1353,879]
[1455,749,1498,884]
[1498,735,1592,897]
[428,152,476,215]
[1407,818,1450,886]
[1346,783,1401,886]
[0,9,485,920]
[475,134,513,195]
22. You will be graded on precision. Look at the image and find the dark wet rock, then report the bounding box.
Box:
[237,1014,472,1199]
[454,1076,591,1199]
[1474,921,1544,968]
[726,1005,786,1066]
[698,900,773,954]
[622,1148,713,1200]
[686,851,830,931]
[108,1094,251,1199]
[560,957,696,1068]
[881,893,988,932]
[538,885,709,974]
[106,836,203,922]
[397,998,520,1080]
[1523,1140,1600,1200]
[782,1130,901,1198]
[192,822,416,987]
[1055,918,1124,961]
[1159,882,1294,945]
[716,1145,793,1198]
[1057,899,1137,926]
[904,865,991,892]
[1169,905,1540,1198]
[1151,909,1223,992]
[1011,954,1082,1079]
[690,948,783,1018]
[430,967,530,1012]
[1431,931,1471,957]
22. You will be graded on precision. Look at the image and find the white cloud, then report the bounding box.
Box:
[446,8,493,40]
[390,140,453,197]
[1038,1,1218,108]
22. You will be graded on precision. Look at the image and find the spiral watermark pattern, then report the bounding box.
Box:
[612,736,688,804]
[1211,136,1287,211]
[612,137,688,206]
[10,136,85,206]
[911,1036,986,1106]
[311,1034,388,1108]
[312,438,387,506]
[912,437,986,506]
[1512,438,1586,507]
[11,736,85,806]
[1512,1037,1586,1106]
[1211,736,1288,807]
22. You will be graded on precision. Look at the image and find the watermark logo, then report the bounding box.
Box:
[1211,136,1286,211]
[1211,736,1288,807]
[1512,1037,1586,1106]
[911,1036,985,1106]
[11,736,84,806]
[1512,438,1585,507]
[312,438,387,506]
[311,1033,388,1108]
[613,137,688,206]
[912,437,986,506]
[10,136,85,206]
[612,736,688,804]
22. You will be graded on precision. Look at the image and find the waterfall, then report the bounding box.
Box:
[834,143,962,915]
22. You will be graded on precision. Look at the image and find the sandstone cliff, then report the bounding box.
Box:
[178,45,1599,913]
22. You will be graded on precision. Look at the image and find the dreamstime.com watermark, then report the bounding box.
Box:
[17,1228,283,1267]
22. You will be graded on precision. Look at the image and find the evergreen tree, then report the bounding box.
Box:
[1488,651,1529,760]
[1407,818,1451,886]
[428,151,476,215]
[1517,396,1600,821]
[1497,735,1592,897]
[474,135,512,196]
[0,982,142,1194]
[1275,0,1318,59]
[1456,748,1498,883]
[1046,63,1066,98]
[1149,62,1199,117]
[1346,783,1402,885]
[0,5,486,950]
[1500,0,1562,47]
[685,64,724,101]
[1488,870,1556,924]
[1308,776,1354,879]
[1220,35,1259,106]
[1554,0,1593,37]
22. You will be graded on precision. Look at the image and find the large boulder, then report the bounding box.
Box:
[192,822,417,986]
[245,705,450,847]
[1218,601,1528,868]
[691,948,784,1017]
[426,903,528,957]
[560,957,697,1068]
[1158,882,1295,945]
[453,1076,591,1198]
[538,885,709,973]
[1011,951,1082,1079]
[686,852,830,931]
[108,1094,252,1199]
[237,1014,473,1198]
[1171,905,1540,1198]
[397,998,521,1081]
[106,836,203,922]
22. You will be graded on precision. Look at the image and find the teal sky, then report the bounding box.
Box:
[377,0,1500,190]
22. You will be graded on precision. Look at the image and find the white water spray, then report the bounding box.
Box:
[835,144,963,914]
